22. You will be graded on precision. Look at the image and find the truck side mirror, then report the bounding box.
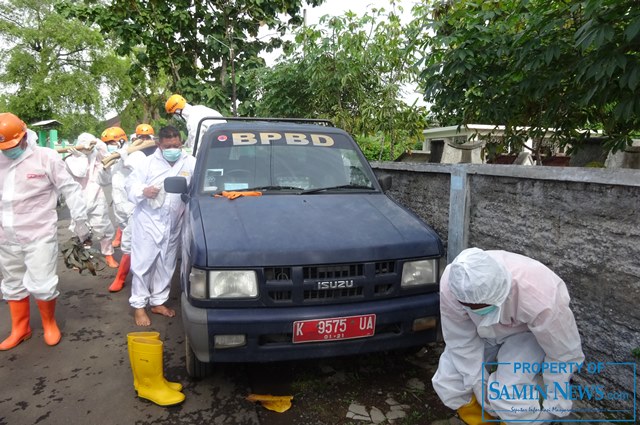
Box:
[165,176,188,194]
[378,175,392,192]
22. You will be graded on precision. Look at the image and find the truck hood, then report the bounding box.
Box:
[193,194,442,267]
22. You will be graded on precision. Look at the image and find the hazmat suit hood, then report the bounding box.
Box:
[449,247,512,306]
[180,102,194,118]
[77,132,98,147]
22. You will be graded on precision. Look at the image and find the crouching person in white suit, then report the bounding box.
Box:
[432,248,585,424]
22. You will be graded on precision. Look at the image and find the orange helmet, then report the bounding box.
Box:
[101,127,128,143]
[0,112,27,150]
[135,124,154,136]
[165,94,187,114]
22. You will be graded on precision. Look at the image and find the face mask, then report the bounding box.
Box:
[162,148,182,162]
[465,305,498,316]
[2,145,25,160]
[107,145,118,153]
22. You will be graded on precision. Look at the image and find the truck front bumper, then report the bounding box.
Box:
[182,292,440,363]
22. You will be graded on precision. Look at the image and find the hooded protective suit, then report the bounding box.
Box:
[64,133,115,256]
[125,148,195,309]
[180,103,225,151]
[111,149,146,254]
[0,130,88,300]
[432,248,584,422]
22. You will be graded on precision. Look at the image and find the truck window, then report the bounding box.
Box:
[199,135,376,193]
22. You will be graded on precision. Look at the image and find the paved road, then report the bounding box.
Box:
[0,218,261,425]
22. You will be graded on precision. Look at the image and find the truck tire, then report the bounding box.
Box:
[185,334,213,379]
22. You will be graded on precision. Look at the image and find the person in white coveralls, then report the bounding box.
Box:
[164,93,225,151]
[64,132,118,268]
[432,247,585,424]
[101,126,149,293]
[0,112,89,350]
[125,125,196,326]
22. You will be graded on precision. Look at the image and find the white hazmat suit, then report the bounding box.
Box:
[432,248,584,422]
[0,130,88,301]
[64,133,115,257]
[180,103,225,151]
[125,148,195,309]
[110,149,146,254]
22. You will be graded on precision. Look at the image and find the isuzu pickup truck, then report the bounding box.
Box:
[165,118,444,378]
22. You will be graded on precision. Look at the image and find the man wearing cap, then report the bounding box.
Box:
[432,248,584,424]
[0,112,89,350]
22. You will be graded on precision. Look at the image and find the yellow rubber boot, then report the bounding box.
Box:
[130,338,185,406]
[457,395,498,425]
[127,332,182,391]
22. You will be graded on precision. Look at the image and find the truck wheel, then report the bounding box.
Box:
[185,334,213,379]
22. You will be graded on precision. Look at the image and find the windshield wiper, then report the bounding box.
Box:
[232,185,304,192]
[301,184,376,194]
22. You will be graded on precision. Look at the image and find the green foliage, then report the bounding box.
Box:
[0,0,126,140]
[413,0,640,154]
[246,2,429,160]
[59,0,325,115]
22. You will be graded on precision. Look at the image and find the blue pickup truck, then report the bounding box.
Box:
[165,118,444,378]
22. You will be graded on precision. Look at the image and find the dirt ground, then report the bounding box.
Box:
[246,343,453,425]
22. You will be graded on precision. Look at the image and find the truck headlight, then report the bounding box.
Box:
[401,259,437,288]
[209,271,258,298]
[189,268,207,299]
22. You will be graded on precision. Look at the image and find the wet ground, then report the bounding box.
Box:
[0,218,453,425]
[0,218,603,425]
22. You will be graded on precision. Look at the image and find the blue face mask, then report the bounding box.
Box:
[465,305,498,316]
[2,145,25,160]
[162,148,182,162]
[107,145,118,153]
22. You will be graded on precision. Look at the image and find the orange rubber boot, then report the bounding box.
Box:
[105,254,119,268]
[0,297,32,350]
[109,253,130,292]
[36,298,61,346]
[112,227,123,248]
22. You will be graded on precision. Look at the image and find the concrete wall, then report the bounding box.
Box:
[372,161,640,418]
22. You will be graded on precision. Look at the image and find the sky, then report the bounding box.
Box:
[303,0,416,25]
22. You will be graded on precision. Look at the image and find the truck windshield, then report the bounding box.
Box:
[199,133,376,194]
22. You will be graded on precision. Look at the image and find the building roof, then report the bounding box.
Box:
[30,119,62,128]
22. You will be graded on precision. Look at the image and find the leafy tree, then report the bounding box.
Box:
[245,2,429,160]
[0,0,129,139]
[412,0,640,155]
[59,0,325,116]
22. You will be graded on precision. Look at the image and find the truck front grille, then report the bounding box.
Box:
[263,261,400,305]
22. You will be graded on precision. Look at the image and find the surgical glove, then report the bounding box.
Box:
[74,220,92,241]
[457,395,497,425]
